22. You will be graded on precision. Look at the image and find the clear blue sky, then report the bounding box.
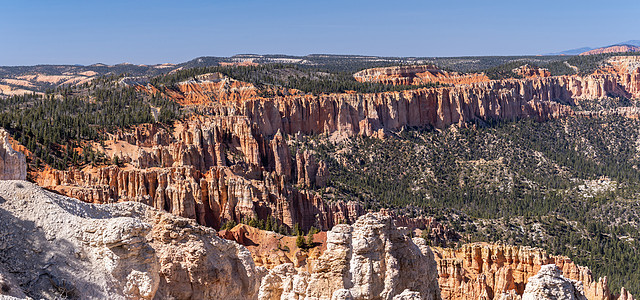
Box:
[1,0,639,66]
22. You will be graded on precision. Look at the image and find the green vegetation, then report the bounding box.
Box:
[479,52,640,79]
[566,52,640,75]
[224,216,292,236]
[0,78,181,170]
[151,64,448,95]
[482,61,527,80]
[300,113,640,294]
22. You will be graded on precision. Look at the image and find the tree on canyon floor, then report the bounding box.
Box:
[302,115,640,294]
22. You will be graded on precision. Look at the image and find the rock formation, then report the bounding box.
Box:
[353,65,490,86]
[0,180,264,299]
[580,45,640,56]
[34,115,362,232]
[0,129,26,180]
[257,213,442,300]
[217,223,327,271]
[433,243,632,300]
[513,64,551,78]
[157,72,261,106]
[521,264,587,300]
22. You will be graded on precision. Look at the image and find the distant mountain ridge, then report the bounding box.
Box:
[548,40,640,56]
[580,44,640,56]
[546,47,594,56]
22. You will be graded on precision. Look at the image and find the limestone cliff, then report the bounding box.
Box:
[433,243,632,300]
[34,117,360,232]
[257,213,442,300]
[353,65,490,86]
[0,180,265,299]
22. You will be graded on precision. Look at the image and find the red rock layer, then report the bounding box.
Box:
[513,64,551,78]
[580,45,640,56]
[217,224,327,271]
[353,65,491,86]
[162,73,260,105]
[433,243,632,300]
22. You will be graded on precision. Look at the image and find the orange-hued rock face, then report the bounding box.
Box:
[218,213,457,272]
[513,64,552,78]
[433,243,630,300]
[580,45,640,56]
[217,224,327,271]
[353,65,491,86]
[33,115,362,232]
[148,73,260,106]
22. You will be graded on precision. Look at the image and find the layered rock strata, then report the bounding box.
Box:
[35,117,355,232]
[433,243,633,300]
[353,65,491,86]
[580,45,640,56]
[0,180,265,299]
[513,64,551,78]
[257,213,442,300]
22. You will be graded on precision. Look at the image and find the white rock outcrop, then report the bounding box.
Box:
[259,213,441,300]
[0,130,26,180]
[522,264,587,300]
[0,180,264,299]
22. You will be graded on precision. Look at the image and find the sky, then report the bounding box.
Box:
[1,0,639,66]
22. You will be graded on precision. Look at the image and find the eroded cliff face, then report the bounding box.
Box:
[257,213,442,300]
[34,116,355,232]
[159,72,260,106]
[513,65,551,78]
[353,65,490,86]
[218,223,327,271]
[0,180,265,299]
[433,243,632,300]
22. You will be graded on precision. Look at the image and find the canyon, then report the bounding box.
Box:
[0,134,634,299]
[3,54,640,299]
[31,56,640,235]
[3,176,627,300]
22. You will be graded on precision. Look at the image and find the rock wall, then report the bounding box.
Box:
[433,243,632,300]
[0,180,265,299]
[0,129,26,180]
[353,65,491,86]
[35,116,358,232]
[257,213,442,300]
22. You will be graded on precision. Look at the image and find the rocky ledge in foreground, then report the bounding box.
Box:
[0,180,265,299]
[258,213,442,300]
